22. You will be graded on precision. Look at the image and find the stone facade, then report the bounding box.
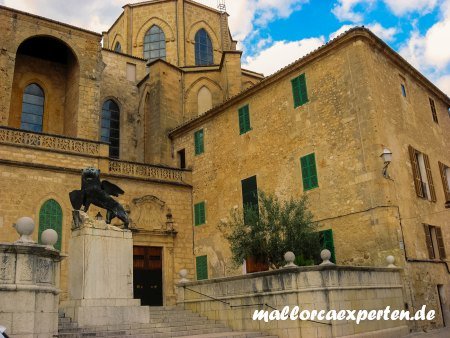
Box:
[0,0,449,334]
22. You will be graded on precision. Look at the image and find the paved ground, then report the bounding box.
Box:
[405,327,450,337]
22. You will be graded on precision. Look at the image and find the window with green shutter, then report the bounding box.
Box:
[291,73,309,108]
[241,176,258,223]
[319,229,336,264]
[194,129,204,155]
[196,255,208,280]
[238,104,251,134]
[39,199,63,251]
[300,153,318,191]
[194,201,206,226]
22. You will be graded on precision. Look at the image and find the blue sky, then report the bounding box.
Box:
[1,0,449,95]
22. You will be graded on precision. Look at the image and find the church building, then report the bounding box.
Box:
[0,0,449,331]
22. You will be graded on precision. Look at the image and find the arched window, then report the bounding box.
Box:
[114,41,122,53]
[39,199,63,251]
[197,86,212,115]
[21,83,44,132]
[101,100,120,158]
[144,25,166,62]
[195,29,213,66]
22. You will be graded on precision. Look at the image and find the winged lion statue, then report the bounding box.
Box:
[69,167,130,228]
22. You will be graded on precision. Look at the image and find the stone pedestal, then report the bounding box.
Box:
[0,243,63,338]
[60,211,149,327]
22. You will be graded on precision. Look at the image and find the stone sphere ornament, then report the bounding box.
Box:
[41,229,58,249]
[13,217,35,243]
[283,251,298,268]
[320,249,335,266]
[179,269,189,283]
[386,255,396,268]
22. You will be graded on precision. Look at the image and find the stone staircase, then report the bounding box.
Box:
[57,306,277,338]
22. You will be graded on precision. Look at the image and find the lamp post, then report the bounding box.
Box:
[95,212,103,221]
[380,148,393,179]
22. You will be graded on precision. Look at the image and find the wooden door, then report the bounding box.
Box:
[133,246,163,306]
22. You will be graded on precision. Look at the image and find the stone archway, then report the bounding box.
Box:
[8,35,80,136]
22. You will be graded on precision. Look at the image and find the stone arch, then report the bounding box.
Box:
[9,35,80,136]
[185,77,222,119]
[111,33,125,52]
[135,17,175,47]
[187,21,220,51]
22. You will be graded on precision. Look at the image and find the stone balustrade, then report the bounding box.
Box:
[108,160,189,184]
[0,126,105,156]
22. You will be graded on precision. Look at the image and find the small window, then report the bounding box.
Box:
[101,100,120,159]
[300,153,318,191]
[144,25,166,62]
[195,29,213,66]
[319,229,336,264]
[408,146,436,202]
[194,202,206,226]
[438,162,450,203]
[401,84,407,97]
[194,129,204,155]
[178,149,186,169]
[196,255,208,280]
[21,83,45,132]
[292,73,309,108]
[126,63,136,82]
[114,42,122,53]
[241,175,258,223]
[238,104,251,134]
[424,224,446,260]
[429,98,438,123]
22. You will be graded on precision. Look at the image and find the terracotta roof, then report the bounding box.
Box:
[169,26,450,137]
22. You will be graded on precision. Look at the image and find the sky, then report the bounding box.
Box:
[1,0,449,96]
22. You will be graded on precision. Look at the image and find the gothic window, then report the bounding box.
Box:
[21,83,44,132]
[144,25,166,62]
[101,100,120,158]
[195,29,213,66]
[197,86,212,115]
[114,42,122,53]
[39,199,63,251]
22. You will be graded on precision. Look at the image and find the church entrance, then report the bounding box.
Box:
[133,246,163,306]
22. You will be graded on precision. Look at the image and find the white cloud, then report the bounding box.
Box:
[436,75,450,95]
[196,0,308,42]
[329,23,398,42]
[332,0,376,23]
[383,0,438,16]
[398,0,450,95]
[243,37,325,75]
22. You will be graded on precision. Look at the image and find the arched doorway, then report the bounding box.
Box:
[9,36,79,136]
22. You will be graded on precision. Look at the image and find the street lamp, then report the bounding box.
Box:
[380,148,393,179]
[95,212,103,221]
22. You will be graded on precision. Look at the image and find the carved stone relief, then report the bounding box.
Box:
[129,195,169,231]
[36,258,53,284]
[0,253,15,283]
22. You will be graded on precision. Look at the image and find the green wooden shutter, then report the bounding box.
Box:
[196,255,208,280]
[238,105,251,134]
[320,229,336,263]
[39,199,63,250]
[194,202,206,226]
[194,129,204,155]
[292,73,309,108]
[241,176,258,223]
[300,153,318,191]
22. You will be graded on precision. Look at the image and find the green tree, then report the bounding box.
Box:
[219,192,321,269]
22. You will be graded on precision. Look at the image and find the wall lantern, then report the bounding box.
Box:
[380,148,393,179]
